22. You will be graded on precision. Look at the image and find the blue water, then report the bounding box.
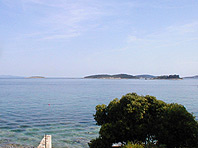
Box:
[0,79,198,148]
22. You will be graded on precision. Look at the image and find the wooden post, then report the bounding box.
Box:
[37,135,52,148]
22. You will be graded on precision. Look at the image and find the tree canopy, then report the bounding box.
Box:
[89,93,198,148]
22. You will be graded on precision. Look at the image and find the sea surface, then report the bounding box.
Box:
[0,78,198,148]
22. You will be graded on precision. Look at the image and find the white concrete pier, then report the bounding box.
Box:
[37,135,52,148]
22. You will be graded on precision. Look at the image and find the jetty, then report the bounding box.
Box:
[37,135,52,148]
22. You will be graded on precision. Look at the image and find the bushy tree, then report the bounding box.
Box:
[156,103,198,148]
[89,93,198,148]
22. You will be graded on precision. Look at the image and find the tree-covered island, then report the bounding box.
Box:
[84,74,138,79]
[26,76,45,79]
[153,75,182,80]
[84,74,182,80]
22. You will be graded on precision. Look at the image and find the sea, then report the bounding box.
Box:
[0,78,198,148]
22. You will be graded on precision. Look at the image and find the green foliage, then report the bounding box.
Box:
[122,142,144,148]
[94,104,107,125]
[156,103,198,148]
[89,93,198,148]
[88,137,112,148]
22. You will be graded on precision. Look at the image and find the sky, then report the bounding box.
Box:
[0,0,198,77]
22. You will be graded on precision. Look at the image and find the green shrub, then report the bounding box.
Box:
[122,142,144,148]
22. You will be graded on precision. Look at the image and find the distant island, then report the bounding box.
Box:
[1,74,198,79]
[183,75,198,79]
[135,74,156,79]
[84,74,137,79]
[27,76,45,79]
[84,74,182,80]
[153,75,182,80]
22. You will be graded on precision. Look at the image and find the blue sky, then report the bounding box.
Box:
[0,0,198,77]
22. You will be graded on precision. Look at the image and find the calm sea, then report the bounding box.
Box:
[0,79,198,148]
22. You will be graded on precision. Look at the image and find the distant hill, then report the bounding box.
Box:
[0,75,24,79]
[84,74,111,79]
[111,74,137,79]
[183,75,198,79]
[84,74,137,79]
[135,74,155,79]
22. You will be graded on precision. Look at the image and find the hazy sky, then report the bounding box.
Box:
[0,0,198,77]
